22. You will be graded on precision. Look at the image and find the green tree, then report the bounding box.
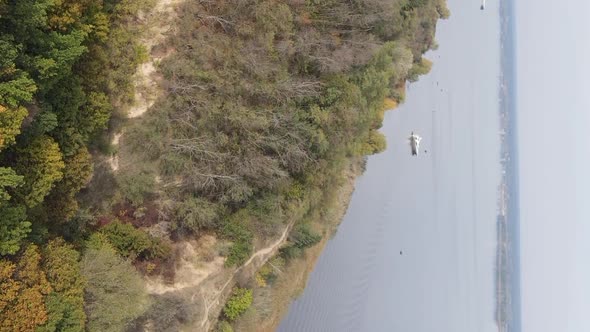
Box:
[0,1,85,92]
[100,220,170,260]
[0,167,23,202]
[99,221,152,259]
[38,238,86,332]
[15,135,65,208]
[30,111,58,136]
[0,106,28,150]
[31,31,87,90]
[0,39,37,108]
[223,287,253,321]
[82,91,111,135]
[81,242,150,332]
[44,76,87,156]
[1,0,53,43]
[0,77,37,108]
[44,147,92,222]
[42,239,85,302]
[288,223,321,249]
[0,205,31,256]
[37,293,84,332]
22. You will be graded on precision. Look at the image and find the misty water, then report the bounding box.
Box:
[278,0,503,331]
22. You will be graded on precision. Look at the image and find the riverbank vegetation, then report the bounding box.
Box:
[230,158,362,332]
[122,0,448,262]
[0,0,447,330]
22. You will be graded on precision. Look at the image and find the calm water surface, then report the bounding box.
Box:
[278,0,502,331]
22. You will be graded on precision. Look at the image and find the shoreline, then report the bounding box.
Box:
[230,158,365,332]
[148,158,364,331]
[495,0,521,330]
[107,0,449,330]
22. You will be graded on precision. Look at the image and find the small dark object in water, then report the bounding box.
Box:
[424,150,428,154]
[400,251,403,255]
[481,5,484,10]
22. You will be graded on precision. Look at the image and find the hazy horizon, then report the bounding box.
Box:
[517,0,590,331]
[497,0,521,330]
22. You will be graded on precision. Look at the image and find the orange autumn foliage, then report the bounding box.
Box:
[0,245,52,332]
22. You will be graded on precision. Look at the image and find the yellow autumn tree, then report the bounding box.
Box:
[37,238,86,332]
[0,244,52,332]
[0,105,28,151]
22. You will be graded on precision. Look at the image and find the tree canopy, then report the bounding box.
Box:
[81,242,149,332]
[0,1,159,330]
[0,244,52,332]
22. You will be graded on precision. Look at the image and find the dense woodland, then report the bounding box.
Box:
[0,0,447,331]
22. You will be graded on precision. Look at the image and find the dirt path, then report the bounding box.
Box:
[196,220,296,330]
[128,0,182,118]
[145,237,225,295]
[109,0,182,172]
[145,225,291,297]
[231,160,361,332]
[142,163,363,331]
[242,221,294,268]
[107,133,122,171]
[142,220,295,330]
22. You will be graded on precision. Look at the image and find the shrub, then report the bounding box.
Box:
[116,170,155,207]
[288,223,321,249]
[408,57,433,82]
[217,320,234,332]
[257,256,285,286]
[279,223,322,261]
[285,181,305,201]
[100,220,169,260]
[142,293,200,332]
[223,288,253,321]
[279,244,303,260]
[383,97,398,110]
[365,130,387,154]
[244,195,285,239]
[171,197,219,235]
[221,216,253,267]
[225,239,252,267]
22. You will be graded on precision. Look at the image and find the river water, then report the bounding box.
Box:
[278,0,502,331]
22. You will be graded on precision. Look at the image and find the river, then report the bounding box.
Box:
[278,0,503,331]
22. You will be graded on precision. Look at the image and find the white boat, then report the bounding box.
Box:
[408,132,422,156]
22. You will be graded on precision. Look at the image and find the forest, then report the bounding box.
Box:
[0,0,448,331]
